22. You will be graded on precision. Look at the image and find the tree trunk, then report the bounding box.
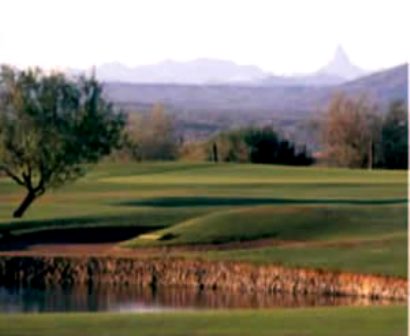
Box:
[368,138,373,170]
[212,143,219,163]
[13,190,36,218]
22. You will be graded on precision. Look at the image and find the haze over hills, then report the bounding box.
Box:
[96,59,267,84]
[3,45,402,142]
[94,46,367,86]
[259,46,366,87]
[104,63,407,116]
[103,63,407,141]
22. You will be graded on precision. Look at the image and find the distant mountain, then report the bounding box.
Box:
[318,46,365,80]
[88,46,368,86]
[259,46,366,87]
[95,59,267,84]
[104,63,407,118]
[340,63,407,104]
[257,72,346,87]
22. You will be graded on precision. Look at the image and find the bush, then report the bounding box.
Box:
[208,127,313,165]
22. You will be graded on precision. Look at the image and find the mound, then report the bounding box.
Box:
[124,204,406,247]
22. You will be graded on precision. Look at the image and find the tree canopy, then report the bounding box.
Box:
[380,101,408,169]
[321,93,380,168]
[204,127,312,165]
[321,93,407,169]
[124,103,178,161]
[0,66,125,217]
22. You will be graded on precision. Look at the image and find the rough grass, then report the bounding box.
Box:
[0,306,406,336]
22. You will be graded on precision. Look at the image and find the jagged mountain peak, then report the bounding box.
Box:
[318,46,365,80]
[333,45,351,65]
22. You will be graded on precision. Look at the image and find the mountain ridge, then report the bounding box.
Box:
[94,58,268,84]
[318,46,365,79]
[259,46,366,87]
[103,63,407,117]
[85,47,368,86]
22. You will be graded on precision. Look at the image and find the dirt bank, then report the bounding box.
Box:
[0,255,406,301]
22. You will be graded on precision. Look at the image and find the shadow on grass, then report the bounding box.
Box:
[0,210,196,250]
[0,225,157,251]
[119,196,408,207]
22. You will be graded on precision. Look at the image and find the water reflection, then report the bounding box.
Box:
[0,284,389,313]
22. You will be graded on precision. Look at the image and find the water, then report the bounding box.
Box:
[0,284,387,313]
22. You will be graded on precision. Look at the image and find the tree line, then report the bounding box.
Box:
[121,94,407,170]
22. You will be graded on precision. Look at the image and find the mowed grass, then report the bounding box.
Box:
[127,205,406,246]
[0,162,407,277]
[195,235,407,277]
[0,306,406,336]
[125,204,407,277]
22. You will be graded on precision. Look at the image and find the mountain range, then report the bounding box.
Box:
[104,63,407,134]
[95,59,267,84]
[92,46,367,86]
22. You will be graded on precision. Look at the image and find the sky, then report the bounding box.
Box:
[0,0,409,74]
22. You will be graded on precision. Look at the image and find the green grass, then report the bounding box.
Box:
[0,306,406,336]
[194,235,408,277]
[127,205,406,246]
[0,162,407,277]
[124,202,407,277]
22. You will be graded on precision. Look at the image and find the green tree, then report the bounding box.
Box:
[0,66,125,218]
[209,127,312,165]
[211,130,248,162]
[243,127,279,163]
[380,101,408,169]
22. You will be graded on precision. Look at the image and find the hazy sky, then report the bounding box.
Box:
[0,0,408,74]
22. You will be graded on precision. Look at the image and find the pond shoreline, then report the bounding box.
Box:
[0,255,406,301]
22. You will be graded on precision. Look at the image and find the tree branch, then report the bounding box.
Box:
[0,164,25,186]
[33,161,47,195]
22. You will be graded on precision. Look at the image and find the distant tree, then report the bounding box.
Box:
[211,130,248,162]
[0,66,125,218]
[126,104,178,161]
[321,93,380,168]
[179,140,208,161]
[243,127,279,163]
[212,142,218,162]
[208,126,312,165]
[380,101,408,169]
[244,127,312,165]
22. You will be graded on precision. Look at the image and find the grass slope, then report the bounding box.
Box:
[0,306,406,336]
[128,205,406,246]
[125,203,407,277]
[196,235,407,277]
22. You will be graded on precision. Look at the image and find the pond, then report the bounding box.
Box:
[0,284,387,313]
